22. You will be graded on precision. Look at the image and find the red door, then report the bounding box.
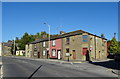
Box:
[82,48,87,55]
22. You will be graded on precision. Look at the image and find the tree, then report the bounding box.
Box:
[118,41,120,53]
[18,32,35,50]
[15,37,20,43]
[108,37,119,53]
[16,31,50,50]
[10,44,14,55]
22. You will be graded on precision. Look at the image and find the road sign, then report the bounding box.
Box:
[66,53,70,56]
[90,47,93,51]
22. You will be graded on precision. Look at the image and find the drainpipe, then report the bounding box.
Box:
[94,35,96,60]
[89,36,92,62]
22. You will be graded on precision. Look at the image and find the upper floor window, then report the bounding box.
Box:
[82,35,88,42]
[66,37,70,44]
[43,42,45,47]
[52,40,56,46]
[66,48,69,53]
[34,44,37,48]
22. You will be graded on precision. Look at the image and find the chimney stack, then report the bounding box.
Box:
[60,31,66,35]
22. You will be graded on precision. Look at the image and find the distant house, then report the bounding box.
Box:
[16,50,25,56]
[2,40,13,56]
[0,43,2,56]
[25,43,34,58]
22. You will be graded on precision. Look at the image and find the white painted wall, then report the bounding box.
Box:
[16,50,25,56]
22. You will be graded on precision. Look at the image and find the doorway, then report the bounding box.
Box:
[57,50,61,59]
[99,51,100,59]
[82,48,87,61]
[72,50,76,60]
[38,52,40,58]
[86,50,90,61]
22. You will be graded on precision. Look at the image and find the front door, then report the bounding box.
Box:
[58,50,61,59]
[82,48,87,61]
[72,50,76,59]
[38,52,40,58]
[99,51,100,59]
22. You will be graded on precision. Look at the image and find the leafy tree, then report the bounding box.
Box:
[15,37,20,43]
[10,44,14,55]
[18,32,35,50]
[108,37,119,53]
[15,31,50,50]
[118,41,120,53]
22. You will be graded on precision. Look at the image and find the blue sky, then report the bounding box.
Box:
[2,2,118,42]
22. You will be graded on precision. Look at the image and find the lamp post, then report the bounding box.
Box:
[44,23,50,59]
[14,38,16,56]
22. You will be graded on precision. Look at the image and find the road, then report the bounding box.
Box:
[2,56,118,78]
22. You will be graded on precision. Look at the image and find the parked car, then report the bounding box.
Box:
[114,53,120,62]
[107,53,115,59]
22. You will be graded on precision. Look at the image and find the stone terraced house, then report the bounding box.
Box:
[25,30,107,61]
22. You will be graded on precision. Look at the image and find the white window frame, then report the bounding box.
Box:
[52,40,56,46]
[34,44,37,48]
[43,50,46,56]
[43,42,46,47]
[52,49,56,56]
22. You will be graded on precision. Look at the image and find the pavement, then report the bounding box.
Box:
[3,56,119,78]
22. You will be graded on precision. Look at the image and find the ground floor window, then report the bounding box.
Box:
[43,50,46,56]
[52,49,56,56]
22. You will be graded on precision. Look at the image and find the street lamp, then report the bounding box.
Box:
[44,23,50,59]
[14,38,16,56]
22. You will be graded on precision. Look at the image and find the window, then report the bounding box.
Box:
[82,35,88,42]
[66,37,70,44]
[52,40,56,46]
[34,44,37,49]
[34,44,36,48]
[43,50,46,56]
[43,42,45,47]
[52,49,56,56]
[83,35,88,38]
[66,48,69,53]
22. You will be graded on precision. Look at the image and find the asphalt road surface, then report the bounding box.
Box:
[2,56,118,78]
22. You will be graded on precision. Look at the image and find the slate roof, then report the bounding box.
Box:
[29,29,107,44]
